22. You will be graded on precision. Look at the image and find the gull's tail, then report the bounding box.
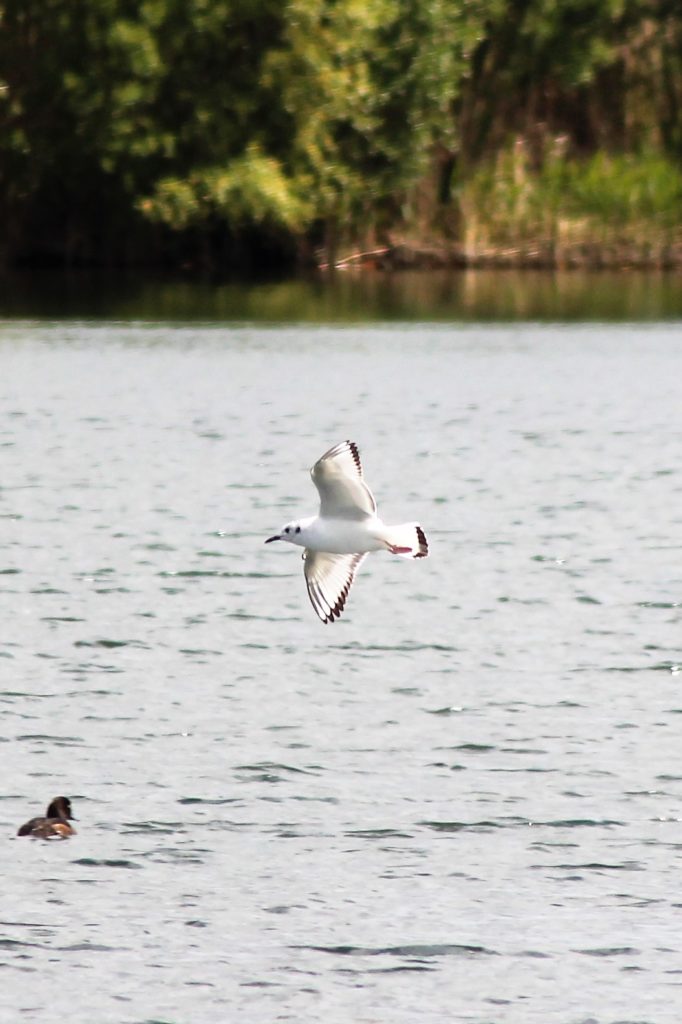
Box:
[383,523,429,559]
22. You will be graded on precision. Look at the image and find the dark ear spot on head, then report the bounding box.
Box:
[295,525,301,534]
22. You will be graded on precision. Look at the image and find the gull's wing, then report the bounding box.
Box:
[311,441,377,520]
[303,550,368,623]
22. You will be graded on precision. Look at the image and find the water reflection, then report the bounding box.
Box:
[0,268,681,321]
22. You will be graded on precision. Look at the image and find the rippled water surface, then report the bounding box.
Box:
[1,320,681,1022]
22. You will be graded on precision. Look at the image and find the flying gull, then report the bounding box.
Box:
[265,440,428,622]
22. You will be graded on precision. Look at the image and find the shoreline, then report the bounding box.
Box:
[320,239,682,272]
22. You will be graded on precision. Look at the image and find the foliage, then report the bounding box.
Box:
[0,0,680,268]
[461,141,682,261]
[140,145,309,231]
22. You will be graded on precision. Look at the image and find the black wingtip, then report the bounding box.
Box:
[347,440,362,476]
[415,525,428,558]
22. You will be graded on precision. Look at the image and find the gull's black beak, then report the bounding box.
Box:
[264,535,281,544]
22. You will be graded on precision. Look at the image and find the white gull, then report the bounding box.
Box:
[265,440,428,623]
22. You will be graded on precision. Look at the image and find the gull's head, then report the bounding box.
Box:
[265,520,306,547]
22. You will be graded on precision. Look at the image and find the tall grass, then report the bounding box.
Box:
[459,141,682,266]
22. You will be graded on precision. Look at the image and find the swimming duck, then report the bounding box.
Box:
[17,796,77,839]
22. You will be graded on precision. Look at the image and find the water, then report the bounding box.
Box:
[1,318,681,1022]
[1,267,682,322]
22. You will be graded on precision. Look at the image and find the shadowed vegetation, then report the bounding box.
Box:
[0,0,680,271]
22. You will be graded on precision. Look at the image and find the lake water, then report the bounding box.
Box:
[1,308,681,1022]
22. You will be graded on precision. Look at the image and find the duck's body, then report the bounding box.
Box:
[17,796,76,839]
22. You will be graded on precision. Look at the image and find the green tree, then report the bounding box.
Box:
[0,0,680,270]
[263,0,484,258]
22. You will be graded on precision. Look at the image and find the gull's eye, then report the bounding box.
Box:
[284,527,290,533]
[295,526,301,534]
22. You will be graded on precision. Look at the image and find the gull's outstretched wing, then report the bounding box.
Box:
[303,550,368,623]
[311,441,377,520]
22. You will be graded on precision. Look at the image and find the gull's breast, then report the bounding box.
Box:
[307,516,386,554]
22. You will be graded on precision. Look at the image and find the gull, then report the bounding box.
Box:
[265,440,428,622]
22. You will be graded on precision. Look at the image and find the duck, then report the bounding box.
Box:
[17,796,77,839]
